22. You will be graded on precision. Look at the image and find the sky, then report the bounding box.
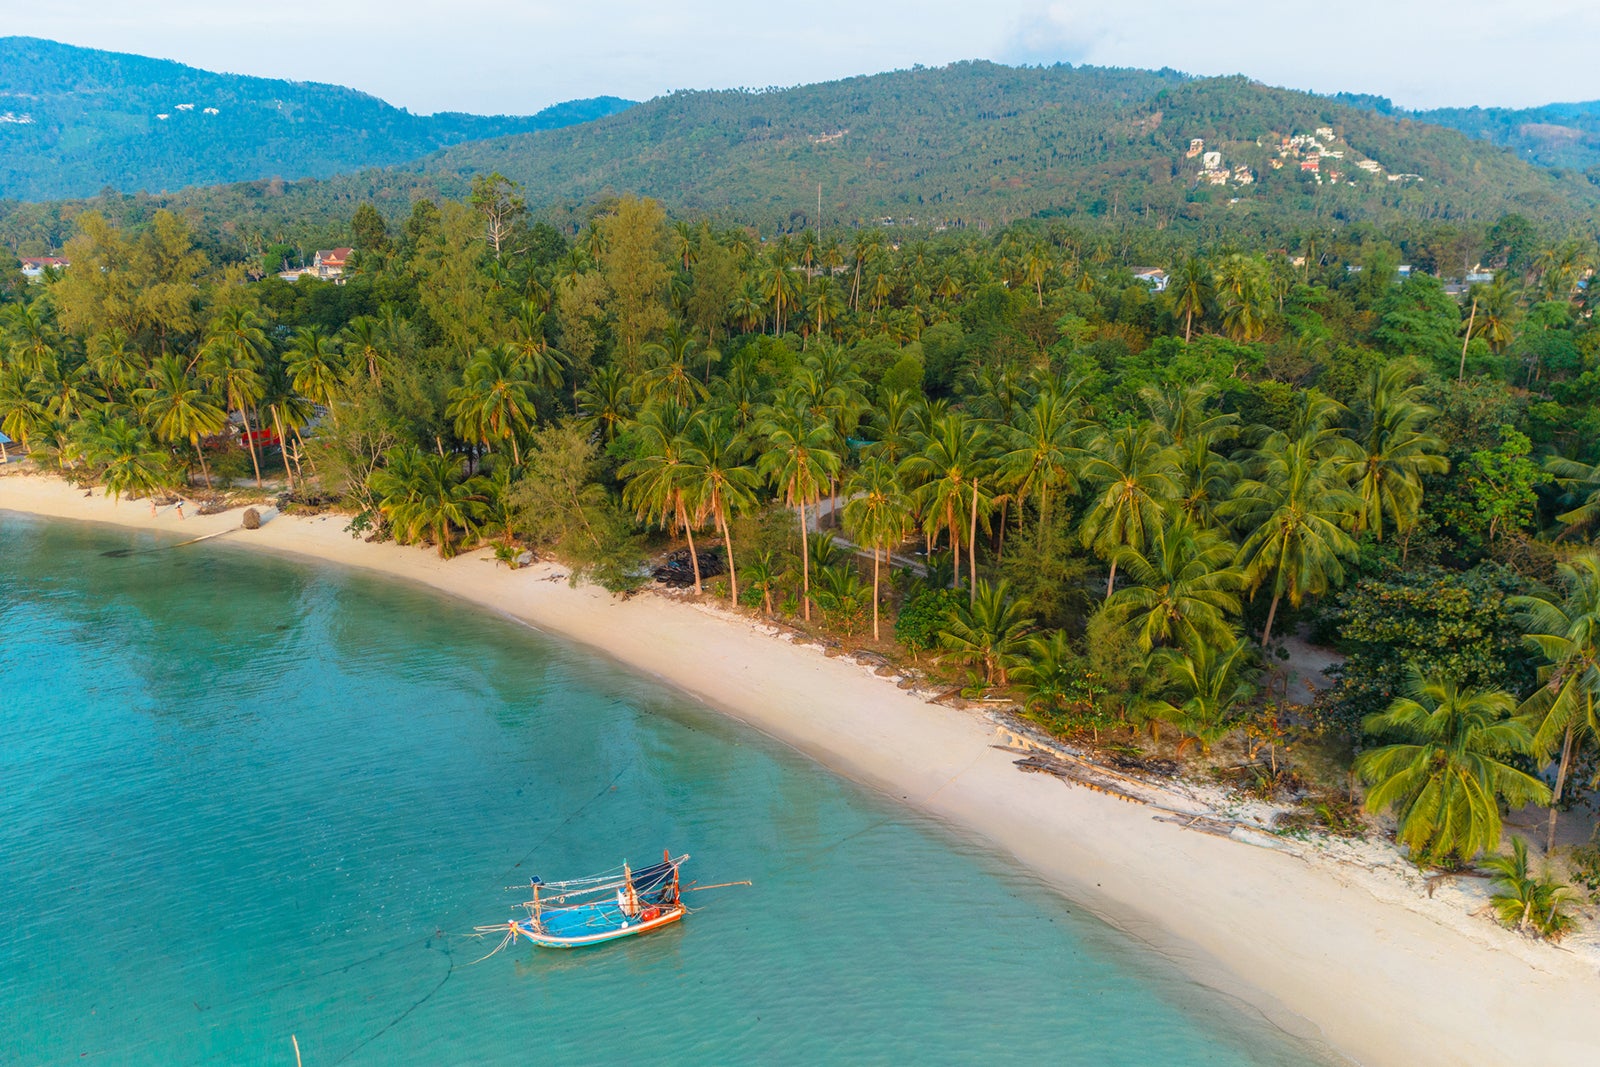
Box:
[0,1,1594,115]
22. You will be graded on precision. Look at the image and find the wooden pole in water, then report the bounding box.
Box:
[292,1034,303,1067]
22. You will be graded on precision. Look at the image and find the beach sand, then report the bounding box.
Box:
[4,472,1595,1066]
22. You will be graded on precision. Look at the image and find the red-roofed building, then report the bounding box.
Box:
[18,255,68,280]
[312,247,352,280]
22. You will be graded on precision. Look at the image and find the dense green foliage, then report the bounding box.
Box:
[5,59,1599,261]
[12,172,1600,872]
[0,37,633,200]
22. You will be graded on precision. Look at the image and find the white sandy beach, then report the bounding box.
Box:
[3,471,1596,1067]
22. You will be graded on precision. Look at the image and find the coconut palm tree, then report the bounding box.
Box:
[1355,671,1549,866]
[1078,425,1181,597]
[938,579,1036,685]
[740,550,781,617]
[681,409,760,606]
[137,352,227,488]
[1225,435,1359,647]
[1001,384,1083,535]
[371,445,488,558]
[1509,554,1600,852]
[1137,635,1257,754]
[620,402,705,593]
[0,367,51,455]
[756,401,841,621]
[1483,837,1579,941]
[200,306,271,486]
[1340,363,1449,543]
[842,455,914,640]
[448,344,540,465]
[576,364,634,444]
[1213,253,1271,342]
[1171,257,1212,343]
[285,326,346,419]
[341,315,391,385]
[71,413,171,504]
[639,324,711,407]
[900,411,993,599]
[1105,513,1243,652]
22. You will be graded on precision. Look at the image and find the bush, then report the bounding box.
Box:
[895,587,961,657]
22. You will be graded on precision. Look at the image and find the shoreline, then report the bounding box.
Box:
[5,473,1596,1066]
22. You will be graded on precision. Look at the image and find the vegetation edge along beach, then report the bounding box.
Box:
[9,172,1600,1063]
[0,473,1594,1067]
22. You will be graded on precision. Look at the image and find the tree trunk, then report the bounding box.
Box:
[1105,558,1117,598]
[240,407,263,487]
[271,405,294,493]
[872,546,881,641]
[1260,591,1283,648]
[682,505,703,595]
[1459,299,1477,382]
[511,433,522,467]
[969,480,980,602]
[1547,725,1575,854]
[948,500,960,590]
[798,496,811,621]
[720,509,739,607]
[195,440,212,489]
[1184,306,1194,344]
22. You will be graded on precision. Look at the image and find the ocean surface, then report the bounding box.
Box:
[0,513,1334,1065]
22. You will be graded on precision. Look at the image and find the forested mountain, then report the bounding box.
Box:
[1342,95,1600,176]
[0,37,634,199]
[3,59,1599,257]
[416,62,1600,233]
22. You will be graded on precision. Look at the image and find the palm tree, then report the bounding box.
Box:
[1213,253,1271,342]
[1106,513,1243,652]
[448,344,540,465]
[1224,436,1359,647]
[137,353,227,488]
[1137,635,1257,754]
[1001,385,1082,535]
[1355,671,1549,866]
[1078,425,1181,597]
[200,306,271,486]
[0,367,50,454]
[71,414,171,504]
[639,325,711,407]
[87,328,144,402]
[285,326,345,419]
[740,550,781,617]
[681,409,760,606]
[900,412,992,597]
[1508,554,1600,852]
[1483,837,1579,941]
[342,315,391,385]
[506,300,570,394]
[1340,363,1448,543]
[756,401,841,621]
[842,455,914,640]
[371,445,488,558]
[576,364,634,444]
[621,402,705,593]
[1013,630,1086,716]
[1171,257,1212,343]
[938,579,1036,685]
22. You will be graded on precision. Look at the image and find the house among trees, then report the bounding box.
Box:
[1132,267,1169,292]
[312,247,353,281]
[18,255,68,280]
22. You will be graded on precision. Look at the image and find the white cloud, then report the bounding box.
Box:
[0,1,1595,113]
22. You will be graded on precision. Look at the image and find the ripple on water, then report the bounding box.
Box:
[0,514,1334,1066]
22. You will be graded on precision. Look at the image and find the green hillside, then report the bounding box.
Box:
[416,62,1600,232]
[1340,93,1600,175]
[3,59,1597,257]
[0,37,634,199]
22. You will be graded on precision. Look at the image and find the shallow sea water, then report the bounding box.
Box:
[0,513,1335,1065]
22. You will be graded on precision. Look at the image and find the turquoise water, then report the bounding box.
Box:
[0,514,1333,1065]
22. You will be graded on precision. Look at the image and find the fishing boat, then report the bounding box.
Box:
[491,851,690,950]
